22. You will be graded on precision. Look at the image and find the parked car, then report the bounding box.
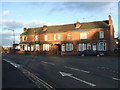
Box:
[114,48,120,53]
[80,50,104,56]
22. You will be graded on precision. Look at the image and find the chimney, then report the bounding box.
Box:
[76,20,81,28]
[23,26,27,32]
[43,24,48,31]
[108,15,112,25]
[108,15,115,52]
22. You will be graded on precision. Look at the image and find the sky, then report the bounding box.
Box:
[0,0,119,47]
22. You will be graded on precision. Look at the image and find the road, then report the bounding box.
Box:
[2,54,120,88]
[2,60,38,88]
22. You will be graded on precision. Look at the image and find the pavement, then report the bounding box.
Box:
[2,60,37,88]
[2,54,120,89]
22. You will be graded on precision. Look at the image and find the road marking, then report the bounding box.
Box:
[64,66,90,73]
[3,59,21,68]
[97,66,118,73]
[31,74,55,90]
[112,77,120,81]
[3,59,55,90]
[59,71,96,87]
[41,61,55,65]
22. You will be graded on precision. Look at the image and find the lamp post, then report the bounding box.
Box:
[8,29,15,54]
[8,29,15,44]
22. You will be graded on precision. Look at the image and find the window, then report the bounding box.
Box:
[98,42,106,51]
[44,35,48,41]
[22,45,25,51]
[99,31,104,38]
[43,44,50,51]
[93,43,97,51]
[35,35,38,41]
[54,34,56,40]
[22,36,27,41]
[87,43,91,50]
[78,43,86,51]
[22,45,27,51]
[31,45,34,51]
[67,33,72,40]
[80,33,87,39]
[28,46,30,51]
[35,44,40,51]
[61,44,65,52]
[58,34,62,40]
[66,43,73,51]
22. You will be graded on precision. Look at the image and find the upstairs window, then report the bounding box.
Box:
[22,36,27,41]
[80,33,87,39]
[54,34,56,41]
[44,35,48,41]
[67,33,72,40]
[58,34,62,40]
[35,35,38,41]
[99,31,104,38]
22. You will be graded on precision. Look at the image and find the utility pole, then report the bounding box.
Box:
[8,29,15,44]
[8,29,15,54]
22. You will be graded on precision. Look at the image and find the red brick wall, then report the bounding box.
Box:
[20,27,113,55]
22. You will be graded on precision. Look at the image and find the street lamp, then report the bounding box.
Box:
[8,29,15,44]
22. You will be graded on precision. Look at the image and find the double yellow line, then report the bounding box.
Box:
[31,73,56,90]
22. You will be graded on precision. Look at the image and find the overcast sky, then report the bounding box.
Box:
[0,1,119,47]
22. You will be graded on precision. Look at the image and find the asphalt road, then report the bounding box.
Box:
[2,54,120,88]
[2,60,37,88]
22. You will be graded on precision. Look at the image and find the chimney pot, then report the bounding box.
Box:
[43,24,48,31]
[76,20,81,28]
[23,26,27,32]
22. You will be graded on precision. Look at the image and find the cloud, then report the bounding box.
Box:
[0,19,65,30]
[0,20,24,29]
[48,2,115,14]
[0,30,20,46]
[2,10,10,16]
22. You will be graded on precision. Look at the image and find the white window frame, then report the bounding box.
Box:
[66,43,73,51]
[35,44,40,51]
[67,33,72,40]
[35,35,38,41]
[78,43,86,51]
[99,31,104,38]
[61,44,65,52]
[58,34,62,40]
[98,42,106,51]
[43,44,50,51]
[23,44,27,51]
[44,35,48,41]
[80,33,87,39]
[22,36,27,41]
[92,43,97,51]
[54,34,56,40]
[31,45,34,51]
[28,46,30,51]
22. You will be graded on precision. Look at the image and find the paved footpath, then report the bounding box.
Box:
[2,60,37,88]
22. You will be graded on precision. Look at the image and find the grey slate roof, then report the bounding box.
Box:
[21,20,109,35]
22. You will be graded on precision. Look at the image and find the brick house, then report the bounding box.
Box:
[18,15,115,55]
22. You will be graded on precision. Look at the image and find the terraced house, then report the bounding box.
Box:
[18,15,115,55]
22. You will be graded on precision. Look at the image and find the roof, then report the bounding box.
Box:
[21,20,109,35]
